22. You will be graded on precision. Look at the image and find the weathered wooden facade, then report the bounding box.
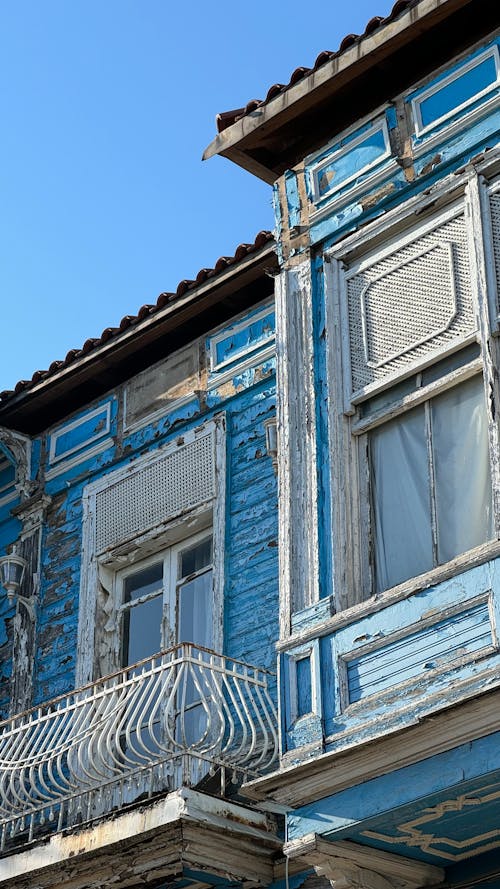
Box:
[206,0,500,886]
[4,1,500,887]
[0,233,285,886]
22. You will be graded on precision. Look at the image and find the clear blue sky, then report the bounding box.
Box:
[0,0,395,393]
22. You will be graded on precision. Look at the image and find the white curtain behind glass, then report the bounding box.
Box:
[371,405,433,592]
[432,375,493,563]
[371,374,492,593]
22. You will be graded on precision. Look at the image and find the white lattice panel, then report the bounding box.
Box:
[95,432,215,553]
[489,192,500,315]
[346,213,475,396]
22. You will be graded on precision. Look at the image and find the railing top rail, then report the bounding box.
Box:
[0,642,276,731]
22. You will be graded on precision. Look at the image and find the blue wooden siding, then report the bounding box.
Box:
[282,560,500,756]
[346,599,493,704]
[0,305,278,717]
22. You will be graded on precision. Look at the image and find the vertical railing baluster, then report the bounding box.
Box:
[0,643,278,845]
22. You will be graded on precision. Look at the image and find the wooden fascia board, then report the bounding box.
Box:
[0,243,276,428]
[243,684,500,807]
[0,788,280,889]
[203,0,475,179]
[284,836,444,886]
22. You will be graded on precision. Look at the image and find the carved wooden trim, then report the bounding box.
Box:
[0,426,32,500]
[284,836,444,889]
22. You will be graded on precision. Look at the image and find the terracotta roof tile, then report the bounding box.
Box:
[216,0,416,133]
[0,230,274,404]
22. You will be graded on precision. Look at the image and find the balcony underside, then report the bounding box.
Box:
[0,787,281,889]
[279,694,500,872]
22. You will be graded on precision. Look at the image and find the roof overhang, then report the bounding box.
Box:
[0,241,277,435]
[203,0,498,183]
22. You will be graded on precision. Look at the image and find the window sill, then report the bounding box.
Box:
[278,538,500,651]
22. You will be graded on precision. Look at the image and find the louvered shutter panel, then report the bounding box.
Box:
[345,211,475,401]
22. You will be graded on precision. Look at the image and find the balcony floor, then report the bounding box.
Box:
[0,788,281,889]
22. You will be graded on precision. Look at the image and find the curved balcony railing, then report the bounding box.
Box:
[0,643,278,849]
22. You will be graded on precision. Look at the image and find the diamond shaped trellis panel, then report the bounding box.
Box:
[346,213,476,398]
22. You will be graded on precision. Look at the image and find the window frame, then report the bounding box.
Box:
[115,529,214,671]
[324,179,500,611]
[76,416,226,686]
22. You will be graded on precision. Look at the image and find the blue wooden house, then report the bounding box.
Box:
[205,0,500,885]
[0,232,283,886]
[4,0,500,887]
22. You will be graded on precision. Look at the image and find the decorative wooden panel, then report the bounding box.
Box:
[489,191,500,317]
[95,430,215,554]
[345,599,492,705]
[345,212,475,399]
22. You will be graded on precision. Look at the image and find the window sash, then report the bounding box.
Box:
[370,373,493,594]
[116,532,214,669]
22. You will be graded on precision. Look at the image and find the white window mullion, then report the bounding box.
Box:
[425,400,439,569]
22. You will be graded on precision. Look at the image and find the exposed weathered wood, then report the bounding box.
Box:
[284,836,444,889]
[243,684,500,806]
[275,262,320,638]
[0,789,280,889]
[467,172,500,535]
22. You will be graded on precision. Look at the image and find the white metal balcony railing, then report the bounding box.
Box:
[0,643,278,850]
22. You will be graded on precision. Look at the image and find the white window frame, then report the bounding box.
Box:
[410,44,500,140]
[307,115,392,206]
[115,528,214,669]
[208,303,275,374]
[76,416,226,686]
[324,179,500,611]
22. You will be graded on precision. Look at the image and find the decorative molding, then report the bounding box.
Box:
[0,426,32,500]
[243,684,500,806]
[275,262,320,636]
[284,836,443,889]
[208,303,275,374]
[362,785,500,862]
[45,438,114,481]
[48,403,111,466]
[12,494,52,536]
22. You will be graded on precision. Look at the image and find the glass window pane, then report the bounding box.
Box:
[418,55,498,130]
[122,595,163,667]
[371,404,433,592]
[178,569,213,648]
[179,537,212,579]
[123,561,163,603]
[432,375,493,563]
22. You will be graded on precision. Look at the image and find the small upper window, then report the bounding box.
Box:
[409,45,500,140]
[307,117,392,208]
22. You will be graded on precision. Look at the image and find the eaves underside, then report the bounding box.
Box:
[0,242,277,435]
[204,0,499,182]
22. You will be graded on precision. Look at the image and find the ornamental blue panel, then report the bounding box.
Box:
[409,44,500,141]
[307,117,393,209]
[49,402,112,465]
[346,600,492,705]
[209,305,275,374]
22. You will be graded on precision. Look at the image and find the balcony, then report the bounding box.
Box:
[0,643,278,851]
